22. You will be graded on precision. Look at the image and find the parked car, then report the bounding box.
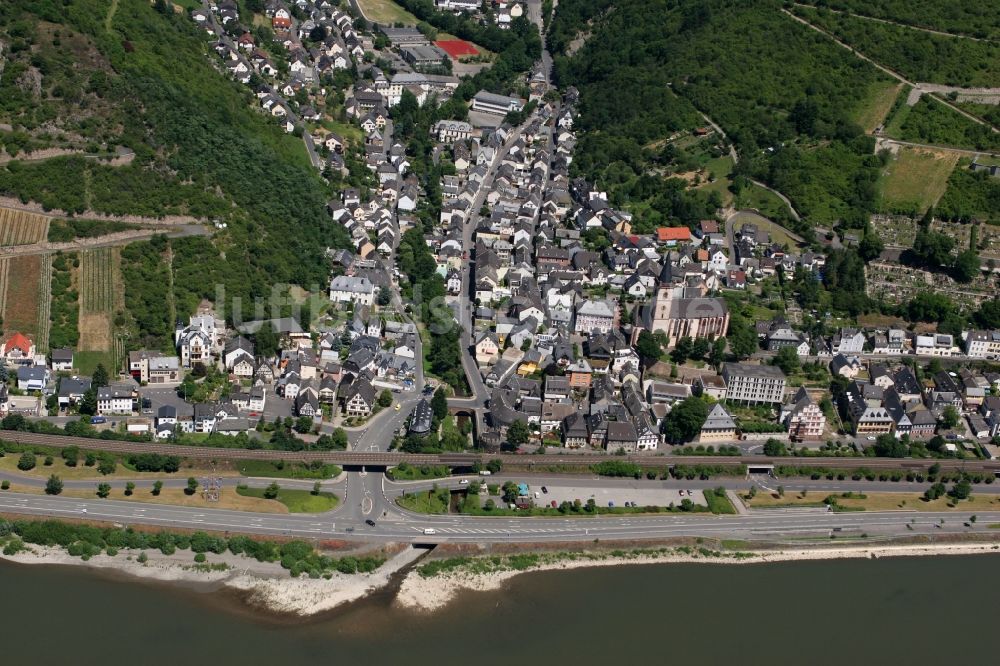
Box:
[608,501,614,507]
[459,479,469,485]
[541,486,548,494]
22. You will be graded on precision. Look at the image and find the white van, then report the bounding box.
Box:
[422,528,436,535]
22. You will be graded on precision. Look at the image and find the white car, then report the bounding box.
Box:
[866,436,876,441]
[459,479,469,485]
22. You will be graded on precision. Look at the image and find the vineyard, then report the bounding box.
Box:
[0,208,49,246]
[78,247,120,353]
[35,254,53,352]
[0,257,9,315]
[2,254,42,339]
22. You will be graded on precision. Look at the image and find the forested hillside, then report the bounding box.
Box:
[551,0,892,232]
[0,0,349,323]
[793,5,1000,88]
[799,1,1000,39]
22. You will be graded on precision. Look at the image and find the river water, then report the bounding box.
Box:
[4,555,999,665]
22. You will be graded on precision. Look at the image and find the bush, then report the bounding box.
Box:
[194,553,207,563]
[0,480,8,490]
[17,452,36,471]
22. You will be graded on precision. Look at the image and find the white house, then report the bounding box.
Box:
[329,275,375,306]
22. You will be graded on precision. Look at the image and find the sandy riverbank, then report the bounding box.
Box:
[0,544,424,617]
[395,541,1000,612]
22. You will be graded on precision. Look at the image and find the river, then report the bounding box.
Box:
[4,555,998,665]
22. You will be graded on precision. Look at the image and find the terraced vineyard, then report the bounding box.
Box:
[35,254,53,352]
[78,247,120,353]
[81,247,115,313]
[0,257,9,315]
[0,208,49,246]
[2,254,42,339]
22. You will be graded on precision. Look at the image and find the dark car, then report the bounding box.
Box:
[541,486,548,494]
[365,519,376,527]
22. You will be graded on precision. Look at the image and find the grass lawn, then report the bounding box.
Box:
[0,454,232,482]
[319,118,364,145]
[854,81,904,133]
[398,490,449,514]
[2,484,289,513]
[357,0,419,25]
[878,147,959,213]
[74,350,117,376]
[747,491,1000,512]
[237,486,338,513]
[735,183,794,225]
[703,490,737,515]
[236,460,341,480]
[695,155,734,205]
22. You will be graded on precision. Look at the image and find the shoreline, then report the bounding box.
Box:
[394,540,1000,612]
[0,543,424,619]
[3,538,999,616]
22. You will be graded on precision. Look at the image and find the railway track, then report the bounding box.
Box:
[2,431,999,474]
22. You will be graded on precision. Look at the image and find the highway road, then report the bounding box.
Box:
[1,486,995,544]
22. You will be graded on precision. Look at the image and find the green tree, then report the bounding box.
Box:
[152,480,163,496]
[125,482,135,496]
[294,416,313,433]
[254,321,279,359]
[185,477,199,496]
[506,420,530,447]
[17,452,36,471]
[377,390,393,409]
[431,387,449,421]
[312,481,321,496]
[96,483,111,498]
[763,439,788,456]
[690,336,711,360]
[728,315,758,359]
[45,475,63,495]
[709,336,727,366]
[858,231,884,261]
[873,433,908,458]
[263,482,281,499]
[940,405,960,429]
[78,389,97,415]
[953,249,980,283]
[671,336,694,363]
[634,329,663,365]
[98,455,116,476]
[92,363,110,388]
[949,478,972,500]
[660,397,709,444]
[772,346,800,375]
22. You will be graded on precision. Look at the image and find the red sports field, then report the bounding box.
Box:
[435,39,479,58]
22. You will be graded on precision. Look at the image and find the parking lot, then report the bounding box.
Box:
[527,484,707,509]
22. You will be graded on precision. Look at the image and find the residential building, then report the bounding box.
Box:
[97,384,136,415]
[50,348,74,372]
[721,363,787,405]
[409,398,434,434]
[699,403,737,442]
[329,275,375,306]
[784,387,825,441]
[472,90,524,115]
[966,330,1000,359]
[129,351,181,384]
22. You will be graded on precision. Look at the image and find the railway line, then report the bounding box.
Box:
[2,430,999,474]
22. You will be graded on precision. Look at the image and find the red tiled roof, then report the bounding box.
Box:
[656,227,691,242]
[3,332,32,354]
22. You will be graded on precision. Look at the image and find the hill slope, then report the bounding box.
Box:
[0,0,347,320]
